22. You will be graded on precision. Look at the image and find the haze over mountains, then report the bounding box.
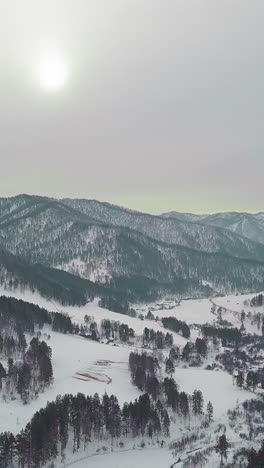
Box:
[0,194,264,304]
[161,211,264,245]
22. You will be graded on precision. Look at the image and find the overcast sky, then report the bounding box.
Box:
[0,1,263,213]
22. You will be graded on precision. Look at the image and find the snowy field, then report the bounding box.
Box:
[173,367,250,419]
[0,330,140,434]
[67,447,174,468]
[138,298,215,325]
[212,292,264,335]
[0,286,262,466]
[214,291,264,314]
[0,287,188,346]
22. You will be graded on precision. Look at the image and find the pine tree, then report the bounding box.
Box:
[169,347,179,362]
[122,403,130,437]
[165,358,175,376]
[192,390,204,415]
[207,401,213,423]
[195,338,207,358]
[162,409,170,437]
[163,378,178,410]
[134,367,146,391]
[108,395,121,440]
[215,434,230,465]
[17,363,31,403]
[146,376,160,400]
[179,392,189,417]
[0,363,6,390]
[236,371,244,388]
[165,332,173,348]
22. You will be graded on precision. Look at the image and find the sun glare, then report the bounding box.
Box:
[36,55,68,91]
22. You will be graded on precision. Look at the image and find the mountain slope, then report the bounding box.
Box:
[63,198,264,261]
[200,212,264,245]
[0,247,103,305]
[0,196,264,298]
[161,211,264,245]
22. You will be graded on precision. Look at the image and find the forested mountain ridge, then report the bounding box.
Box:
[0,246,204,304]
[1,195,264,262]
[63,198,264,260]
[0,247,104,305]
[0,195,264,300]
[161,210,264,245]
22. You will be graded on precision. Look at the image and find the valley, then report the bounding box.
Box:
[0,196,264,467]
[0,281,263,467]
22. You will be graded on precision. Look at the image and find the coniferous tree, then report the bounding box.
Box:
[207,401,214,423]
[169,347,179,362]
[179,391,189,418]
[192,390,204,415]
[165,358,175,376]
[236,371,244,388]
[0,363,6,390]
[215,434,230,466]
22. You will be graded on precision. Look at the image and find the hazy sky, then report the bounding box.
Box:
[0,1,263,214]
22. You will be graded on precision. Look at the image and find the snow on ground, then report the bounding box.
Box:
[0,285,260,467]
[0,330,140,434]
[173,367,251,419]
[212,292,264,335]
[214,291,264,314]
[0,286,63,313]
[0,287,188,346]
[138,298,215,326]
[0,285,262,334]
[66,447,174,468]
[69,300,187,346]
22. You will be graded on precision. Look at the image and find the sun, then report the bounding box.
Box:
[36,55,68,91]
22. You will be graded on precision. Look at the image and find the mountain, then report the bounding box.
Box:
[0,195,263,299]
[63,198,264,262]
[0,247,102,305]
[161,211,264,245]
[160,211,205,223]
[198,212,264,245]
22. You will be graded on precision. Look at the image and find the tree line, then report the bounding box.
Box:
[0,391,170,467]
[98,297,137,317]
[201,324,242,346]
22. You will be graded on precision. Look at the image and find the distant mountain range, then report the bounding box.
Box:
[0,194,263,303]
[161,211,264,245]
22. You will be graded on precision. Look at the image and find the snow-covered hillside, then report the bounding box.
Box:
[1,195,264,299]
[0,285,263,467]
